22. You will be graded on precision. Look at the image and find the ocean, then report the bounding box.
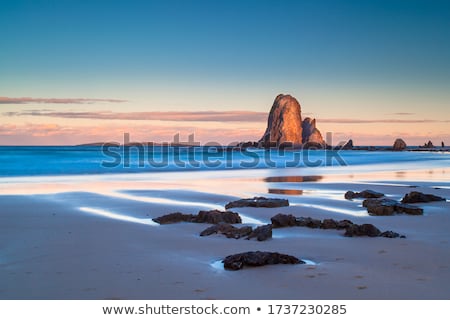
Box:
[0,146,449,179]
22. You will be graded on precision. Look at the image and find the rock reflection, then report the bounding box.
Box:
[264,175,323,183]
[268,188,303,195]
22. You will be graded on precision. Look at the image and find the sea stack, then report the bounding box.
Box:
[259,94,325,148]
[393,138,407,151]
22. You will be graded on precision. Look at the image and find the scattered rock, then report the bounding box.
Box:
[344,224,381,237]
[270,213,297,228]
[195,210,242,224]
[362,198,424,216]
[393,138,407,151]
[421,141,434,148]
[345,189,385,200]
[225,197,289,209]
[320,219,339,229]
[362,198,397,216]
[336,219,354,229]
[199,223,252,239]
[152,212,195,224]
[341,139,354,150]
[401,191,446,204]
[223,251,303,270]
[154,210,241,225]
[395,203,424,215]
[380,231,403,238]
[295,216,322,228]
[246,224,273,241]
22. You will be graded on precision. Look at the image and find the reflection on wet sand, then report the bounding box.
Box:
[264,175,323,183]
[268,188,303,195]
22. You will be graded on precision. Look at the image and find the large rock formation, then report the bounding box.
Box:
[259,94,324,148]
[393,138,407,151]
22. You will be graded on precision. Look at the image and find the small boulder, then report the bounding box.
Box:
[344,224,381,237]
[270,213,297,228]
[295,216,322,228]
[246,224,273,241]
[401,191,446,204]
[336,219,354,229]
[223,251,303,270]
[152,212,195,224]
[321,219,339,229]
[362,198,397,216]
[345,189,385,200]
[195,210,242,224]
[380,231,403,238]
[199,223,252,239]
[395,203,424,215]
[225,197,289,209]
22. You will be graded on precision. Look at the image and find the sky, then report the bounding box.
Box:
[1,0,449,146]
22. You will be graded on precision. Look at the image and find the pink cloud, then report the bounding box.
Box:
[0,96,127,104]
[4,110,268,122]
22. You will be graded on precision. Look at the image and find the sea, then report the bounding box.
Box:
[0,146,449,178]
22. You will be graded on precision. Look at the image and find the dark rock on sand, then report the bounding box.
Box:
[199,223,252,239]
[393,138,407,151]
[270,213,297,228]
[246,224,273,241]
[321,219,339,229]
[380,231,403,238]
[344,224,381,237]
[152,212,195,224]
[363,198,424,216]
[225,197,289,209]
[345,189,385,200]
[223,251,303,270]
[295,216,322,228]
[362,198,397,216]
[154,210,241,225]
[195,210,242,224]
[401,191,446,204]
[336,219,355,229]
[395,203,424,215]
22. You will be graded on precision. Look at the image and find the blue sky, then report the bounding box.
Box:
[1,0,449,145]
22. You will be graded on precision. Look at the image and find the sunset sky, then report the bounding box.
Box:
[1,0,449,146]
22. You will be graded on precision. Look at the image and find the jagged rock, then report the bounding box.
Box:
[362,198,397,216]
[341,139,354,150]
[295,216,322,228]
[259,94,304,148]
[236,141,258,149]
[246,224,273,241]
[196,210,242,224]
[401,191,446,204]
[337,219,355,229]
[395,203,424,215]
[199,223,252,239]
[225,197,289,209]
[393,138,407,151]
[380,231,402,238]
[321,219,339,229]
[152,212,195,224]
[270,213,297,228]
[223,251,303,270]
[363,198,424,216]
[422,141,434,148]
[302,117,325,146]
[442,141,445,148]
[153,210,242,225]
[345,190,385,200]
[344,224,381,237]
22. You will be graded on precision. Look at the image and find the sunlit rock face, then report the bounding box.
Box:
[259,94,303,148]
[259,94,324,148]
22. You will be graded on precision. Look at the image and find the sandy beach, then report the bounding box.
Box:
[1,164,449,300]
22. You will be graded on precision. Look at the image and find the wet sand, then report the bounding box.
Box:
[0,168,449,299]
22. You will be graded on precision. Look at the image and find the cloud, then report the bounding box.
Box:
[387,112,416,116]
[0,96,127,104]
[3,110,268,122]
[319,118,450,124]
